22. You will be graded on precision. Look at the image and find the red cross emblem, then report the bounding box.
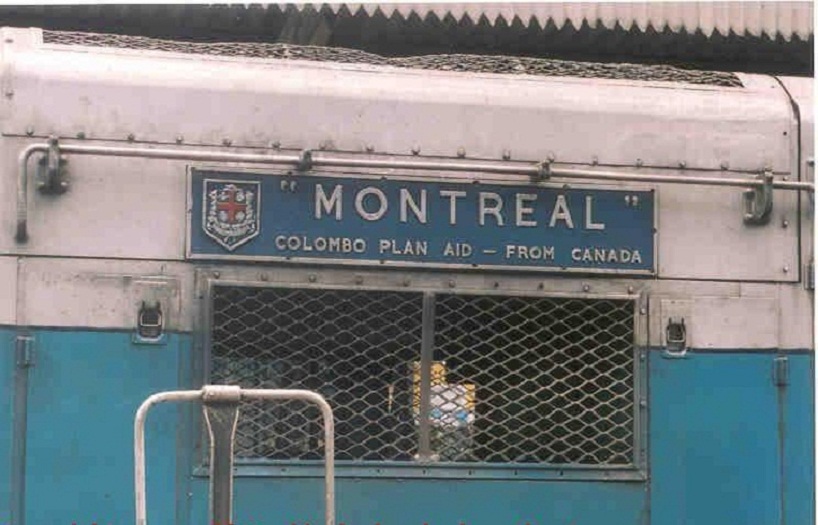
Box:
[216,186,247,224]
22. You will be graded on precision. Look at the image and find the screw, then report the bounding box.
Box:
[493,281,500,288]
[639,307,647,315]
[308,274,317,283]
[448,279,456,288]
[640,353,646,361]
[212,271,220,279]
[546,152,556,162]
[502,149,511,160]
[402,277,411,287]
[782,218,789,228]
[127,133,135,142]
[636,158,643,167]
[639,399,647,407]
[628,285,635,294]
[582,284,590,292]
[783,266,790,273]
[175,135,184,144]
[591,156,599,165]
[411,145,421,155]
[76,131,86,140]
[720,161,730,170]
[25,126,33,136]
[222,138,232,147]
[783,176,789,181]
[457,147,466,158]
[59,180,69,190]
[355,275,363,285]
[270,140,281,150]
[678,161,686,169]
[366,144,375,153]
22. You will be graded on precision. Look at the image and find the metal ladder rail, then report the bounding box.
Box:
[134,386,335,525]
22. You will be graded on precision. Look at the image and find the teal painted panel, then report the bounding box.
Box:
[783,353,814,525]
[22,330,190,525]
[0,329,14,525]
[650,352,782,525]
[190,477,648,525]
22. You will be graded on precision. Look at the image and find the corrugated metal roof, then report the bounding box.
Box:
[313,2,813,40]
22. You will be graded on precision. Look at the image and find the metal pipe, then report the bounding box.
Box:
[16,141,815,243]
[134,388,335,525]
[134,390,201,525]
[240,389,336,525]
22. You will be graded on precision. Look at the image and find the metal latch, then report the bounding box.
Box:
[15,335,34,367]
[134,301,165,344]
[743,170,773,225]
[773,356,789,387]
[663,318,687,358]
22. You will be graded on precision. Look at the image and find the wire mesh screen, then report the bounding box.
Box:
[432,295,634,464]
[209,286,636,466]
[211,286,423,461]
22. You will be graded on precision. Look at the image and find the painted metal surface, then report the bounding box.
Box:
[0,27,792,174]
[188,170,656,273]
[324,2,814,41]
[650,350,814,525]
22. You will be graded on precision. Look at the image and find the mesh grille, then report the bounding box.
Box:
[432,295,634,464]
[210,286,636,466]
[43,30,743,87]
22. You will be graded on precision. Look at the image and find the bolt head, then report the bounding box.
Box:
[546,152,556,162]
[25,127,33,136]
[127,133,135,142]
[720,161,730,170]
[502,149,511,160]
[582,284,590,292]
[636,158,643,167]
[679,161,686,169]
[366,144,375,153]
[411,145,421,155]
[457,147,466,158]
[591,156,599,165]
[222,138,232,147]
[175,135,184,144]
[76,131,86,140]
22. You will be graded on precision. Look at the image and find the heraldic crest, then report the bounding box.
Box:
[203,179,261,251]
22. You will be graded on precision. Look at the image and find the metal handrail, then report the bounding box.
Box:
[16,141,815,243]
[134,387,335,525]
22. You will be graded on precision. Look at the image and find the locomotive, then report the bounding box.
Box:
[0,27,813,525]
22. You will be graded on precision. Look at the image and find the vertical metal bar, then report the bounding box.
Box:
[10,334,33,525]
[202,391,240,525]
[418,292,435,460]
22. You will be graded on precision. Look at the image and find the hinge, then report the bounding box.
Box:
[15,335,34,368]
[773,356,789,387]
[807,260,815,291]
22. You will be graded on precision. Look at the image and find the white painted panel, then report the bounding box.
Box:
[657,181,799,282]
[1,28,792,173]
[660,296,779,349]
[19,258,194,331]
[0,255,16,324]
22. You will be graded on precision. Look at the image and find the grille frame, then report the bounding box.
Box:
[194,268,648,481]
